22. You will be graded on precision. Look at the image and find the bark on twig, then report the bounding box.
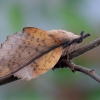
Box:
[0,38,100,85]
[62,60,100,83]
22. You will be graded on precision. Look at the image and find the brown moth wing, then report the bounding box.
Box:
[0,27,62,80]
[14,46,62,80]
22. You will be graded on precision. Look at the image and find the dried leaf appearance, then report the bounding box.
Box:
[0,27,80,80]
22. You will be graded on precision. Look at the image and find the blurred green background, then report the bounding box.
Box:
[0,0,100,100]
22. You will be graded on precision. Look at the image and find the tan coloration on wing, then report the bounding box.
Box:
[14,46,62,80]
[0,27,63,80]
[32,47,62,78]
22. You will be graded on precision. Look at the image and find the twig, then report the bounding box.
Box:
[0,38,100,85]
[69,38,100,59]
[61,60,100,83]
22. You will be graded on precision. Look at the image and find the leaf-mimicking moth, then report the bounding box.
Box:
[0,27,84,80]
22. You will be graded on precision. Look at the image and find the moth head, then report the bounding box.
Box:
[48,30,80,43]
[48,30,81,56]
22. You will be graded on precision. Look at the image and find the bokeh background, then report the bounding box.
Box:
[0,0,100,100]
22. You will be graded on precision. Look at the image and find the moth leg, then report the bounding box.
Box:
[52,60,66,70]
[52,58,75,71]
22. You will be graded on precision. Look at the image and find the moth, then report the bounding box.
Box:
[0,27,89,80]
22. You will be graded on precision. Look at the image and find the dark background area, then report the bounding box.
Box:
[0,0,100,100]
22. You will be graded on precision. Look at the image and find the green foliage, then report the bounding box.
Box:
[9,3,23,31]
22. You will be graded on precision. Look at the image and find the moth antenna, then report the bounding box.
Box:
[80,31,84,37]
[83,33,90,39]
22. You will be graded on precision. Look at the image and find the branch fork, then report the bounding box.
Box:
[61,59,100,83]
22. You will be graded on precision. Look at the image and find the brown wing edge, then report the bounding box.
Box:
[0,75,19,86]
[23,27,46,34]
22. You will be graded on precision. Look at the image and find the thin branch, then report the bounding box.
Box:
[0,38,100,85]
[69,38,100,59]
[61,60,100,83]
